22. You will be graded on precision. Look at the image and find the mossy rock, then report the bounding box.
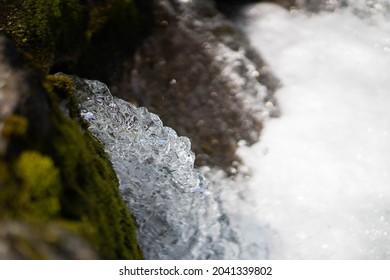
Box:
[46,77,143,258]
[1,115,28,139]
[0,0,150,78]
[0,37,143,259]
[0,0,87,70]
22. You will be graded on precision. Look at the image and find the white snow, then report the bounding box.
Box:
[228,3,390,259]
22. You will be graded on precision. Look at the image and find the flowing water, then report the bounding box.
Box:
[223,1,390,259]
[74,1,390,260]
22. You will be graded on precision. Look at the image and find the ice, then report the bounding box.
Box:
[72,77,239,259]
[217,2,390,259]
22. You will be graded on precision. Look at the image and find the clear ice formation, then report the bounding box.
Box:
[72,77,239,259]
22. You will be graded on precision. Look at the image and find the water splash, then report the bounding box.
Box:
[230,2,390,259]
[70,76,240,259]
[295,0,390,16]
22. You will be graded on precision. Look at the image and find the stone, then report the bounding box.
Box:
[0,222,98,259]
[0,35,50,155]
[112,0,280,170]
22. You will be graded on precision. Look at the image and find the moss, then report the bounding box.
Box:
[0,0,87,70]
[44,75,143,259]
[0,74,143,259]
[45,75,75,99]
[0,1,144,259]
[1,115,28,139]
[0,0,149,77]
[0,151,60,221]
[13,151,60,218]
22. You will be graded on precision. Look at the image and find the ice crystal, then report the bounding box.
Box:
[72,77,239,259]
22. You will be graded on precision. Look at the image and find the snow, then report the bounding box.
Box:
[228,3,390,259]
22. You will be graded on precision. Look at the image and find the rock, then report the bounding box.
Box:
[0,35,143,260]
[112,0,280,170]
[0,222,98,259]
[293,0,348,11]
[296,0,390,16]
[215,0,296,18]
[0,35,50,156]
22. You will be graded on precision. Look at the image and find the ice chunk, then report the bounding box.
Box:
[70,77,239,259]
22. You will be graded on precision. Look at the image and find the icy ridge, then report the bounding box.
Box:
[72,77,239,259]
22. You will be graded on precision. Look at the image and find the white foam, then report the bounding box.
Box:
[231,3,390,259]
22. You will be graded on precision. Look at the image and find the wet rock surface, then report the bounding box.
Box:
[0,35,142,260]
[293,0,390,14]
[0,222,98,259]
[0,35,50,156]
[112,0,280,170]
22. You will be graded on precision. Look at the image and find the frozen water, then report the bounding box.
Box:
[77,79,207,193]
[72,77,239,259]
[220,2,390,259]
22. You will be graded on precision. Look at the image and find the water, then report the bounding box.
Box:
[70,1,390,259]
[223,2,390,259]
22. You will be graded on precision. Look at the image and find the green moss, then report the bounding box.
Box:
[1,115,28,139]
[13,151,60,218]
[0,74,143,259]
[0,1,144,259]
[0,0,147,76]
[44,75,143,259]
[0,151,60,221]
[46,75,75,98]
[0,0,86,70]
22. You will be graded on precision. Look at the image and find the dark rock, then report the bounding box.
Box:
[0,222,98,259]
[112,0,280,170]
[294,0,348,12]
[215,0,296,18]
[0,35,50,156]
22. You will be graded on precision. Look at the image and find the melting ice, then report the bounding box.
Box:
[222,1,390,259]
[72,77,239,259]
